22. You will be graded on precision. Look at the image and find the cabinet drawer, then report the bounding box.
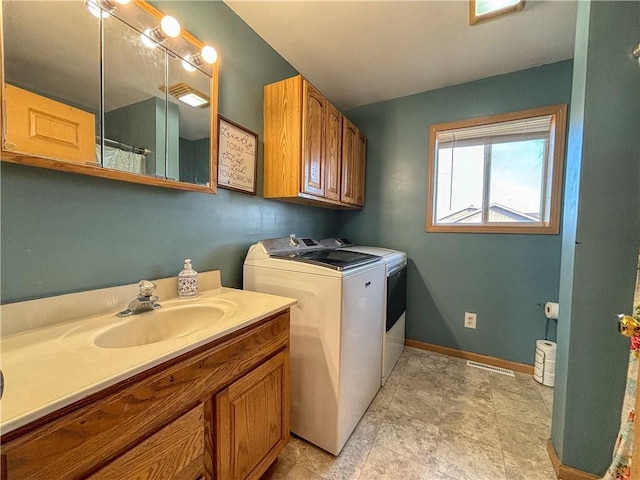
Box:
[89,404,205,480]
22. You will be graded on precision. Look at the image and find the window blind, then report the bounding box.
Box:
[437,115,552,146]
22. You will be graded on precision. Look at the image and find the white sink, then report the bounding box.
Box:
[94,302,232,349]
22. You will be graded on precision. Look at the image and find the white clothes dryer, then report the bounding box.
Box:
[321,238,407,386]
[243,236,385,455]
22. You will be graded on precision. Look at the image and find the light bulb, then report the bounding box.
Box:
[140,29,158,48]
[201,45,218,64]
[87,1,110,18]
[182,56,197,72]
[160,16,180,38]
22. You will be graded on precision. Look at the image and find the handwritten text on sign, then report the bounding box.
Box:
[218,118,257,194]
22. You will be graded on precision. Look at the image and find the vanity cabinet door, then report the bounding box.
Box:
[88,403,205,480]
[215,350,290,480]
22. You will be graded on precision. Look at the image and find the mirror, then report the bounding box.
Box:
[1,0,218,193]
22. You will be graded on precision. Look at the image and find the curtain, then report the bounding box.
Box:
[96,145,146,174]
[602,251,640,480]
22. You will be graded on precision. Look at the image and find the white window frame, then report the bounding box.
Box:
[426,104,567,234]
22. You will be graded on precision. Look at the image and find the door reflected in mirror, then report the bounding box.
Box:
[2,1,100,164]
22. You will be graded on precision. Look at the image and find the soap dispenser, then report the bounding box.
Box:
[178,259,198,298]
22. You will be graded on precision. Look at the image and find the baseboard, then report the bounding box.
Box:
[404,339,534,375]
[547,439,600,480]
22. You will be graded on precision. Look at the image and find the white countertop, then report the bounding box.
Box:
[0,271,296,435]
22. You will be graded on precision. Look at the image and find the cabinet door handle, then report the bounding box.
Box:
[365,281,371,287]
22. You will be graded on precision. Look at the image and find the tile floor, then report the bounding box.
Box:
[261,346,556,480]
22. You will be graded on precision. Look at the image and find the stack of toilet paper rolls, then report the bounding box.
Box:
[534,340,557,387]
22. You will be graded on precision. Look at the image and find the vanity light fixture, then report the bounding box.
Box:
[161,83,210,108]
[633,43,640,65]
[140,15,181,48]
[87,0,112,18]
[86,0,129,18]
[181,46,219,72]
[182,56,198,73]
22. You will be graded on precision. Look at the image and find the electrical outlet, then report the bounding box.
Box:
[464,312,477,329]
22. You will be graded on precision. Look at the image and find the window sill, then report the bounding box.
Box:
[425,223,560,234]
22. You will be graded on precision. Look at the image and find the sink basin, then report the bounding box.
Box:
[94,304,228,349]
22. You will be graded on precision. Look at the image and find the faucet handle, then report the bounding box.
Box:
[138,280,157,297]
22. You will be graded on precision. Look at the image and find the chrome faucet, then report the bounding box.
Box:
[117,280,161,317]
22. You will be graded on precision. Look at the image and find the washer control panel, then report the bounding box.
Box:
[319,238,354,248]
[261,235,324,255]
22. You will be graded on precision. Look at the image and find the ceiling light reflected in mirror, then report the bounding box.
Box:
[161,82,210,108]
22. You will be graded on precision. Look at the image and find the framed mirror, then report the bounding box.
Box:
[0,0,219,194]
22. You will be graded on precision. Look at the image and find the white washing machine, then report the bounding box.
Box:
[243,236,385,455]
[321,238,407,386]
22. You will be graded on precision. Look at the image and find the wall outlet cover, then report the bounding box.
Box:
[464,312,477,329]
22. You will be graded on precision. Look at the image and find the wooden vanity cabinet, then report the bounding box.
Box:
[0,310,290,480]
[216,350,289,480]
[263,75,365,209]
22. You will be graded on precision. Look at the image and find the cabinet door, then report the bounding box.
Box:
[301,81,325,197]
[89,404,205,480]
[324,103,342,201]
[216,350,289,480]
[355,133,366,206]
[340,118,358,205]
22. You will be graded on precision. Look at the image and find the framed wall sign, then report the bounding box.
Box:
[217,116,258,194]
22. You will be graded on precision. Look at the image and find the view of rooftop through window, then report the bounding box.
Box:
[435,139,546,224]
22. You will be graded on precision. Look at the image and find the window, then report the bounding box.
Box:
[469,0,525,25]
[426,105,567,234]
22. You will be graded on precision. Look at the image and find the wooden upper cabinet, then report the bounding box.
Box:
[324,103,342,202]
[301,82,326,197]
[340,118,358,206]
[263,75,364,209]
[355,133,366,207]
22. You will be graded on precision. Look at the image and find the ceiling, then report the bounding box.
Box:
[224,0,577,110]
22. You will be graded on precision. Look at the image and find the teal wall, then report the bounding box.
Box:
[340,60,573,365]
[105,97,180,177]
[0,1,341,303]
[178,137,210,184]
[552,1,640,475]
[105,97,165,174]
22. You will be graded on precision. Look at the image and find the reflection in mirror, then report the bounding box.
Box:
[103,13,167,178]
[1,0,218,193]
[2,1,100,164]
[168,53,212,186]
